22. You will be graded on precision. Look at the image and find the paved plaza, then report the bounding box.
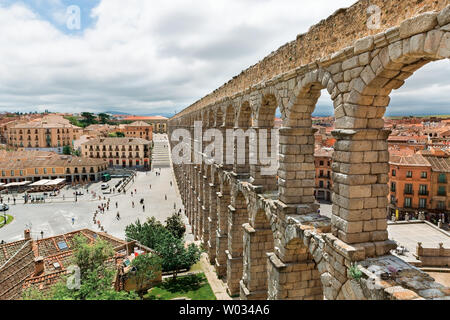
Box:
[0,135,186,243]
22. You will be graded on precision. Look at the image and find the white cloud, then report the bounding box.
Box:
[0,0,448,117]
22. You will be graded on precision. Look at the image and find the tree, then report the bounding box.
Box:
[108,132,125,138]
[71,235,114,281]
[131,254,162,295]
[98,113,111,124]
[63,145,72,155]
[125,219,201,279]
[125,218,168,250]
[165,213,186,239]
[155,232,201,280]
[81,112,97,126]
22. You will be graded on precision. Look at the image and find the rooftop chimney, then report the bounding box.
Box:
[24,229,31,240]
[34,256,44,276]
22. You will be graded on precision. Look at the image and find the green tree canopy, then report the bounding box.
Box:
[165,213,186,239]
[131,254,162,294]
[125,218,201,278]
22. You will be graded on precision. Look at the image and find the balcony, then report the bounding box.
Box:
[418,190,429,196]
[404,189,414,195]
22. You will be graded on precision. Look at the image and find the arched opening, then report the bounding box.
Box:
[234,102,252,176]
[382,58,450,226]
[280,72,333,213]
[331,31,448,246]
[251,93,281,192]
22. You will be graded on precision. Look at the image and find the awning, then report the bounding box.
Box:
[4,181,32,188]
[29,179,66,187]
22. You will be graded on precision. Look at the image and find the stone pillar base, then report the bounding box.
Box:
[267,252,323,300]
[226,250,243,297]
[240,280,268,300]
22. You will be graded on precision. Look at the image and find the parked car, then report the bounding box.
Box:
[0,204,10,211]
[101,183,110,190]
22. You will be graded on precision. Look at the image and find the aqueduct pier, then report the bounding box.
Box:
[168,0,450,300]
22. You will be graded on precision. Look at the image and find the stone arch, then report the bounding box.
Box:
[278,69,335,207]
[237,101,252,128]
[286,69,335,126]
[224,104,235,128]
[255,93,279,127]
[215,106,224,128]
[344,30,449,130]
[330,27,449,246]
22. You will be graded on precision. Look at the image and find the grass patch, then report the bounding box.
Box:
[189,261,203,273]
[144,273,216,300]
[0,215,13,228]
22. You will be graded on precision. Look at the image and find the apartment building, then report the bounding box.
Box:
[121,121,153,141]
[6,116,82,153]
[388,154,438,219]
[81,137,151,170]
[314,147,333,202]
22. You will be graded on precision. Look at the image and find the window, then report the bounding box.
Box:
[19,170,23,176]
[390,196,396,204]
[438,174,447,184]
[419,198,427,209]
[438,186,446,196]
[404,198,412,208]
[10,170,14,176]
[44,168,47,174]
[52,168,55,174]
[1,171,4,177]
[319,161,324,166]
[320,170,324,177]
[319,181,324,188]
[404,184,413,194]
[406,171,413,178]
[419,185,428,196]
[391,182,396,192]
[437,201,446,210]
[392,169,396,177]
[421,172,427,179]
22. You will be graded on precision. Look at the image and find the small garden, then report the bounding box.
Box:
[144,273,216,300]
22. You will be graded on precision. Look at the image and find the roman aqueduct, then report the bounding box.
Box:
[168,0,450,300]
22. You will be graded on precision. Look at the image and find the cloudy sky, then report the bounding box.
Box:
[0,0,448,117]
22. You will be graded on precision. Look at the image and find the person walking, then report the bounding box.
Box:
[116,212,120,220]
[115,202,118,209]
[165,195,167,201]
[142,205,145,212]
[132,201,135,208]
[72,217,75,225]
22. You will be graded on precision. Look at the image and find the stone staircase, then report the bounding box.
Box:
[151,136,171,168]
